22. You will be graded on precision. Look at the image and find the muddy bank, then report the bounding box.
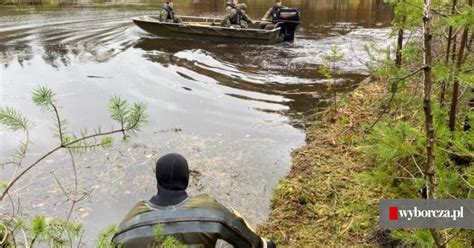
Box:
[258,78,388,246]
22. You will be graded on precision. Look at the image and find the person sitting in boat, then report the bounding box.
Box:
[261,0,287,23]
[221,3,255,29]
[225,0,239,13]
[111,153,276,248]
[159,0,182,23]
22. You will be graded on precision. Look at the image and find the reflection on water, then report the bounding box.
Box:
[134,38,367,121]
[0,0,393,243]
[1,0,393,123]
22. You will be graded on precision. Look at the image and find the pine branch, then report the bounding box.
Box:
[0,121,144,201]
[51,103,64,146]
[32,86,55,109]
[365,66,427,133]
[0,88,148,235]
[0,107,31,132]
[401,0,449,18]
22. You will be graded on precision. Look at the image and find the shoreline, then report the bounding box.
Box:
[259,78,389,246]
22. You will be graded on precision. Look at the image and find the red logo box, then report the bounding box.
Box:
[389,207,398,220]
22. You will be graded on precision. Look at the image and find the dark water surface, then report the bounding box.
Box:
[0,0,393,243]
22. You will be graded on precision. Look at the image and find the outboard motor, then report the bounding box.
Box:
[274,8,300,42]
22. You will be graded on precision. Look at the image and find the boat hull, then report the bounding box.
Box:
[132,16,283,44]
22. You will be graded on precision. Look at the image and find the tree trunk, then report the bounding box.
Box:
[448,0,472,132]
[422,0,436,203]
[439,0,458,107]
[463,30,472,62]
[395,28,404,67]
[395,20,405,68]
[422,0,444,246]
[451,35,458,61]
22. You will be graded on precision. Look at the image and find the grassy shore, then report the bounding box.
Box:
[258,78,395,246]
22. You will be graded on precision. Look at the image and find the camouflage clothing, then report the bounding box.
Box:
[159,4,182,23]
[221,4,254,28]
[225,2,236,14]
[112,194,270,248]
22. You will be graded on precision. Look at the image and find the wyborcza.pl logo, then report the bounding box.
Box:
[380,200,474,229]
[389,206,463,221]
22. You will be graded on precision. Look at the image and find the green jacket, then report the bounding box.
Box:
[225,2,236,14]
[112,195,267,248]
[159,4,182,23]
[221,8,253,28]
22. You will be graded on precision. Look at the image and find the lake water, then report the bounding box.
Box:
[0,0,393,244]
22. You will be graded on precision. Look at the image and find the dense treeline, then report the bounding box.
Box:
[365,0,473,245]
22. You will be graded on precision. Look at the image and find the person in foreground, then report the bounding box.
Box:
[112,153,276,248]
[159,0,182,23]
[221,3,255,28]
[261,0,286,22]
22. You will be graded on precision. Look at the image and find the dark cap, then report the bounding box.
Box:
[155,153,189,191]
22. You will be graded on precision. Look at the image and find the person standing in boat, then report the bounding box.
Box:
[261,0,287,23]
[221,3,255,28]
[112,153,277,248]
[159,0,182,23]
